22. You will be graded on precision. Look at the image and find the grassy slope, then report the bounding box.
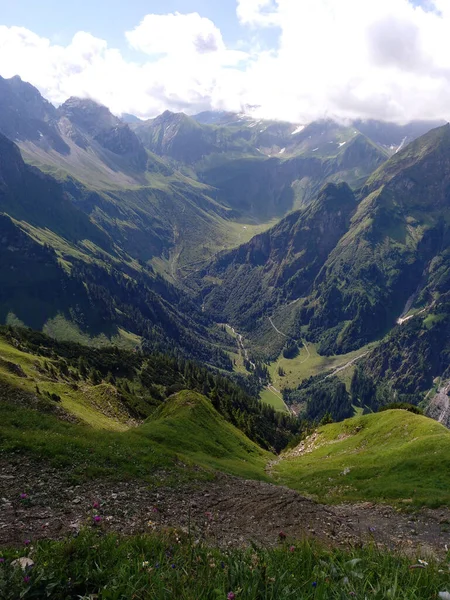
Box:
[275,410,450,507]
[0,336,270,482]
[140,390,270,479]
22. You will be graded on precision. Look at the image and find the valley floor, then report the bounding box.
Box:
[2,457,450,559]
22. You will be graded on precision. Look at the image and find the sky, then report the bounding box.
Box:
[1,0,450,123]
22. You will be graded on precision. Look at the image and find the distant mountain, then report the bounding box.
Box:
[197,123,450,362]
[133,112,388,220]
[197,183,356,329]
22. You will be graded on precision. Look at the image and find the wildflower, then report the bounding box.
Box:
[23,575,31,584]
[289,545,295,552]
[24,539,31,546]
[205,511,213,520]
[279,531,287,540]
[142,561,149,568]
[93,501,100,509]
[312,581,317,588]
[155,562,160,569]
[93,515,102,524]
[368,527,376,533]
[152,507,159,513]
[0,558,5,563]
[20,493,28,500]
[227,593,236,600]
[418,559,428,566]
[221,561,225,569]
[171,563,176,569]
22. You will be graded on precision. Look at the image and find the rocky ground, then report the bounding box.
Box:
[1,458,450,558]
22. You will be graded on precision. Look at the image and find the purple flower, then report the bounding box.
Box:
[312,581,317,588]
[171,563,176,569]
[20,493,28,500]
[368,526,376,533]
[0,558,5,563]
[152,507,159,513]
[93,515,102,523]
[289,545,295,552]
[24,539,31,546]
[23,575,31,584]
[227,593,236,600]
[279,531,287,540]
[221,561,225,569]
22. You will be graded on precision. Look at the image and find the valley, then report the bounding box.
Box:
[2,72,450,598]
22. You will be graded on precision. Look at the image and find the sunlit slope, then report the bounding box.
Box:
[275,410,450,507]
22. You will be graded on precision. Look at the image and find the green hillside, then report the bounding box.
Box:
[139,391,270,478]
[275,410,450,506]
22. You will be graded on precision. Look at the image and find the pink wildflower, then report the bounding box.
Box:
[289,545,295,552]
[23,575,31,584]
[93,501,100,509]
[20,493,28,500]
[279,531,287,540]
[227,593,236,600]
[24,539,31,546]
[93,515,102,524]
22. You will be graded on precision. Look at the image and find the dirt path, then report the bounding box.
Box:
[1,458,450,557]
[324,352,370,379]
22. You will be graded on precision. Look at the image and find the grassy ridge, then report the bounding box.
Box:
[0,391,270,484]
[275,410,450,507]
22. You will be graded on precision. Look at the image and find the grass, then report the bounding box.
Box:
[268,342,375,391]
[2,528,450,599]
[0,389,270,484]
[259,388,288,413]
[275,410,450,507]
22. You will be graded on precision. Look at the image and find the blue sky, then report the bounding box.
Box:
[1,1,255,54]
[1,0,449,123]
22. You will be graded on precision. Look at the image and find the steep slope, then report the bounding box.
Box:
[304,124,450,354]
[197,183,356,330]
[0,76,274,271]
[275,409,450,506]
[0,133,236,364]
[139,391,270,478]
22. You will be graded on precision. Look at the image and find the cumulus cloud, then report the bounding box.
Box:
[1,2,450,123]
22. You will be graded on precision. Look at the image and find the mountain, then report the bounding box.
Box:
[132,112,388,220]
[196,183,356,330]
[196,123,450,367]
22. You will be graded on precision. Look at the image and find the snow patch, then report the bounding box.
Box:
[395,136,408,154]
[279,147,286,154]
[339,141,346,147]
[312,147,319,152]
[291,125,305,135]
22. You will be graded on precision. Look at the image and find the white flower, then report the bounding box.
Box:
[142,561,149,568]
[418,559,428,566]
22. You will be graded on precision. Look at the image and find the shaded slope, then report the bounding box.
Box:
[197,183,356,330]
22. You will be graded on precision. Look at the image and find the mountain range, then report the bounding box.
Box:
[1,72,450,424]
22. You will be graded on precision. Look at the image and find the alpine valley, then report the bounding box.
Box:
[3,73,450,598]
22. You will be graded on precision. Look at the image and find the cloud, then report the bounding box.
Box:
[1,3,450,123]
[126,12,225,56]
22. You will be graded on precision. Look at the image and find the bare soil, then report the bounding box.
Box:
[1,458,450,558]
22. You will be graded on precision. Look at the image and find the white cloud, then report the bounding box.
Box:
[1,3,450,123]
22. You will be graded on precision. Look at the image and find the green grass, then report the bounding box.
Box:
[275,410,450,507]
[268,342,375,391]
[0,389,270,484]
[259,388,288,413]
[2,528,450,599]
